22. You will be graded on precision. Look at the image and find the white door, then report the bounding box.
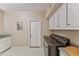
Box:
[30,21,41,47]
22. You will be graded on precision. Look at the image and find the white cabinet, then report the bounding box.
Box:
[49,10,59,30]
[67,3,79,28]
[0,37,11,53]
[49,3,79,30]
[49,4,66,30]
[53,10,59,29]
[49,16,54,29]
[58,4,66,28]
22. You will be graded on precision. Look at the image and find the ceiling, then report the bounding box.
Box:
[0,3,50,12]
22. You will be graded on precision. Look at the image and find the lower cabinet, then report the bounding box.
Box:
[0,37,11,53]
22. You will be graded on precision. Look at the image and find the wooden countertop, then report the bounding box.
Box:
[64,46,79,56]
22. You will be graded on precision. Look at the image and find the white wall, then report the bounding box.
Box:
[3,11,49,47]
[0,10,4,32]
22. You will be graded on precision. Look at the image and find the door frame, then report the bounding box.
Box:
[28,20,42,48]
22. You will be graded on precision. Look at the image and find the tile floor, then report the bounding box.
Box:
[0,47,45,56]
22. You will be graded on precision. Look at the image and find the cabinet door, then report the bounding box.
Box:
[58,4,66,28]
[67,3,79,28]
[53,10,59,29]
[49,15,54,29]
[0,37,11,53]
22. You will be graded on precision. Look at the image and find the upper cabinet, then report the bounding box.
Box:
[48,4,66,30]
[53,10,59,29]
[49,15,54,29]
[48,3,79,30]
[67,3,79,28]
[58,4,66,28]
[49,8,59,30]
[45,4,62,19]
